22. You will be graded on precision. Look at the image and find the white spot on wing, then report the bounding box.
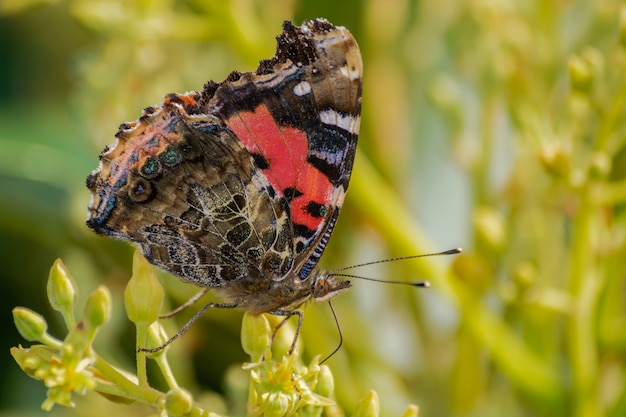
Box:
[293,81,312,96]
[319,109,360,134]
[340,65,361,81]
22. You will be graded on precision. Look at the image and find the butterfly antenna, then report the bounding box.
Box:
[329,248,461,274]
[328,248,461,287]
[316,248,462,360]
[320,300,343,364]
[331,273,431,287]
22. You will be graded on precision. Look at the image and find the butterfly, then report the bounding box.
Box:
[86,19,363,351]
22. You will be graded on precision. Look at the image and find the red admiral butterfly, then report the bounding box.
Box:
[86,19,362,349]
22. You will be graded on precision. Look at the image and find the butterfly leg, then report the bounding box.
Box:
[140,301,237,353]
[159,288,210,319]
[268,309,303,355]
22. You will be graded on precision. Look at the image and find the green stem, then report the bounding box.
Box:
[93,381,134,398]
[41,333,64,350]
[62,309,76,331]
[135,322,149,387]
[92,354,162,405]
[568,190,601,417]
[154,354,179,390]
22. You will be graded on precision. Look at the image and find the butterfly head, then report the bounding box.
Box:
[310,270,351,303]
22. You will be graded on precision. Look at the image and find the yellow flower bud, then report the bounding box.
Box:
[84,286,112,328]
[125,250,164,325]
[353,390,380,417]
[164,388,194,417]
[241,313,271,362]
[399,404,419,417]
[13,307,48,342]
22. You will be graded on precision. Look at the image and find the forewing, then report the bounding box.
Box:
[86,97,294,287]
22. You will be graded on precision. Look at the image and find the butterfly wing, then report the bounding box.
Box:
[86,98,294,287]
[205,20,363,279]
[86,19,362,301]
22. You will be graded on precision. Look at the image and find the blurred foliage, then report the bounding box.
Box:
[2,0,626,417]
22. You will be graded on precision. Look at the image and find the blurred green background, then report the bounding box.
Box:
[2,0,626,416]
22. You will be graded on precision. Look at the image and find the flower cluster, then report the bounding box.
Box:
[241,314,334,417]
[12,259,108,410]
[11,254,416,416]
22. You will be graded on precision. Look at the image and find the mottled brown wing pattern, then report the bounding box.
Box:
[86,98,295,287]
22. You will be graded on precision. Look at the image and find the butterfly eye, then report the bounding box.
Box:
[313,279,329,298]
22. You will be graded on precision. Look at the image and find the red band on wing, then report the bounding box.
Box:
[226,104,334,231]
